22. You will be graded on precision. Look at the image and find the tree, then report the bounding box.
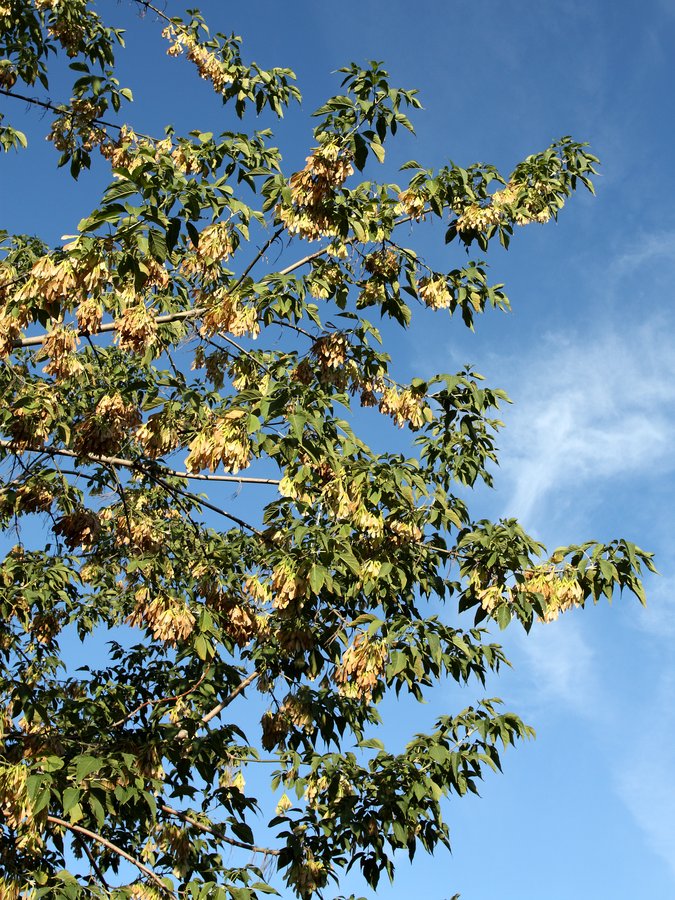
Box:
[0,2,656,898]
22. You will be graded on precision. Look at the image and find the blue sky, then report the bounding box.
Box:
[3,0,675,897]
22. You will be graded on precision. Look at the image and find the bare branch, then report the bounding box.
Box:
[112,672,207,729]
[176,670,259,740]
[147,470,262,535]
[130,0,173,26]
[159,803,280,856]
[46,815,173,896]
[0,87,154,140]
[72,831,110,889]
[0,440,280,485]
[10,216,419,349]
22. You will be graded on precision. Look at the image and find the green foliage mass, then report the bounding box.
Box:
[0,1,655,897]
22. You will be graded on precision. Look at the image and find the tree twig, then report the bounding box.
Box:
[0,440,280,485]
[46,815,173,896]
[176,670,259,740]
[0,87,153,140]
[72,831,110,889]
[112,672,207,729]
[159,803,279,856]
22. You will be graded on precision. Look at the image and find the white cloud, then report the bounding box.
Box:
[497,319,675,526]
[630,568,675,639]
[613,668,675,881]
[508,614,601,719]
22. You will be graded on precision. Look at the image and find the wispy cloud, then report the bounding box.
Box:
[613,667,675,880]
[507,614,601,719]
[496,317,675,526]
[493,227,675,527]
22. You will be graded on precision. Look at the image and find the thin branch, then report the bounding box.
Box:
[202,332,273,376]
[176,670,258,740]
[46,815,173,896]
[232,227,285,290]
[72,832,110,889]
[130,0,173,26]
[159,803,280,856]
[10,216,419,349]
[112,671,207,729]
[148,471,262,535]
[0,440,280,485]
[0,87,154,140]
[201,669,259,725]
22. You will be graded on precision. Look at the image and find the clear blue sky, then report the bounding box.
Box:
[3,1,675,897]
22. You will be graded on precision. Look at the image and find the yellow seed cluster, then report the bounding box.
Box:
[99,125,140,170]
[307,261,342,299]
[74,393,141,456]
[276,792,293,815]
[9,384,58,449]
[525,566,584,622]
[261,710,289,750]
[17,252,78,302]
[243,574,272,605]
[171,143,205,174]
[397,188,427,219]
[185,410,251,474]
[75,297,103,335]
[270,561,306,610]
[53,509,101,550]
[9,480,55,515]
[378,386,428,429]
[278,141,353,240]
[418,275,452,310]
[127,883,163,900]
[364,249,399,280]
[135,410,180,460]
[357,279,387,308]
[127,586,196,645]
[290,142,353,206]
[39,325,82,380]
[47,17,84,56]
[158,823,190,877]
[334,634,387,703]
[311,332,348,380]
[14,250,108,311]
[196,222,235,264]
[351,506,385,538]
[0,762,42,851]
[162,26,235,94]
[219,603,258,646]
[115,301,158,354]
[456,180,555,234]
[0,312,21,357]
[477,584,504,614]
[47,99,106,153]
[277,623,314,653]
[200,289,260,339]
[387,518,423,545]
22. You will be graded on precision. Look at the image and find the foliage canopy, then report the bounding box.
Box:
[0,2,655,898]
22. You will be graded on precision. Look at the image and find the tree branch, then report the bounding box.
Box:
[0,87,153,139]
[147,470,262,535]
[72,831,110,889]
[9,217,419,349]
[159,803,279,856]
[0,440,280,485]
[46,815,173,896]
[112,672,207,729]
[176,670,259,740]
